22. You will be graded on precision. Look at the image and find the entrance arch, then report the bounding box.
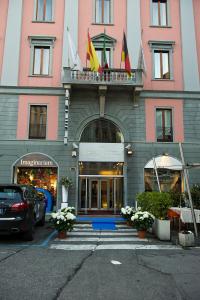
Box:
[79,118,124,213]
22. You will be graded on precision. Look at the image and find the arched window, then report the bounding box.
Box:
[80,119,123,143]
[144,155,183,193]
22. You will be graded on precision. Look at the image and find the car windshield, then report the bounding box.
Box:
[0,187,22,201]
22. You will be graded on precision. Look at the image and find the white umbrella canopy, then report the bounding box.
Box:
[145,155,183,170]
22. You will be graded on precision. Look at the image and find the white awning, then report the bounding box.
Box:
[145,156,183,170]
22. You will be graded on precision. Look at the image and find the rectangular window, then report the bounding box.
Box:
[152,0,168,26]
[29,105,47,139]
[95,0,111,24]
[156,108,173,142]
[33,46,50,75]
[36,0,52,21]
[96,48,110,67]
[154,50,170,79]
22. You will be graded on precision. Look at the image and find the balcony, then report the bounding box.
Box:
[62,67,143,88]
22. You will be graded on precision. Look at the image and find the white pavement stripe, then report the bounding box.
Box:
[50,244,182,251]
[67,231,138,236]
[54,237,148,242]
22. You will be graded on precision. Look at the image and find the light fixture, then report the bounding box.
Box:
[72,142,78,149]
[125,144,133,155]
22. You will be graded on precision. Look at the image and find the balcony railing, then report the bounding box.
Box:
[62,67,143,87]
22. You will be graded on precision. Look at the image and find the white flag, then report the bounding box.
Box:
[138,41,147,75]
[67,28,83,71]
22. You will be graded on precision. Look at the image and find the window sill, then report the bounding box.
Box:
[29,75,53,78]
[32,20,55,24]
[28,138,47,140]
[152,79,174,81]
[92,23,114,26]
[150,25,172,28]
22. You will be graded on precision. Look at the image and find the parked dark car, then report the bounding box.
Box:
[0,184,46,241]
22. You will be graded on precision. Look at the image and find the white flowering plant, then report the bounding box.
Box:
[50,209,76,232]
[131,211,155,231]
[61,206,76,214]
[121,206,136,221]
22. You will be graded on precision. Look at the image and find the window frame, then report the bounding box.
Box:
[28,105,48,140]
[93,0,113,24]
[155,107,173,142]
[149,40,175,80]
[33,0,54,22]
[29,36,56,77]
[151,0,170,27]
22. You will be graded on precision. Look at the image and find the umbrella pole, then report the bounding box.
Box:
[153,157,161,193]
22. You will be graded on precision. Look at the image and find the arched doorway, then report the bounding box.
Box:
[79,119,124,213]
[144,155,183,192]
[13,153,58,210]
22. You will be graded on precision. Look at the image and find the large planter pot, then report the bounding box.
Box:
[155,218,171,241]
[137,230,146,239]
[57,230,67,239]
[179,231,195,247]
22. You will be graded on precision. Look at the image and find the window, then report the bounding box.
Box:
[149,41,175,80]
[33,46,50,75]
[35,0,53,22]
[95,0,112,24]
[81,119,123,143]
[29,36,56,76]
[152,0,168,26]
[96,48,110,67]
[154,50,170,79]
[29,105,47,139]
[156,108,173,142]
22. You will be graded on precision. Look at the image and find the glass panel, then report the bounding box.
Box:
[33,48,41,75]
[109,178,114,208]
[79,162,123,176]
[156,109,163,140]
[95,0,102,23]
[164,110,171,127]
[152,1,159,25]
[96,49,102,66]
[91,180,98,208]
[80,178,87,208]
[144,169,182,192]
[81,119,123,143]
[29,106,47,139]
[42,48,50,75]
[162,52,169,79]
[115,178,123,209]
[101,180,108,208]
[104,0,111,23]
[160,2,167,26]
[36,0,44,20]
[45,0,52,21]
[154,51,161,78]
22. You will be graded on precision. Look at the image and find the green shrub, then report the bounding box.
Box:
[136,192,173,219]
[185,184,200,209]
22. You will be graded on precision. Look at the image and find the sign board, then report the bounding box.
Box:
[79,143,124,162]
[15,153,57,167]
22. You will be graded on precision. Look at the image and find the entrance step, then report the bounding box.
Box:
[49,223,182,251]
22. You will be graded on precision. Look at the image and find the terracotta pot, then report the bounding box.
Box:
[137,230,146,239]
[57,230,67,239]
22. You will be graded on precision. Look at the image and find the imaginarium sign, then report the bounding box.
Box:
[15,153,57,168]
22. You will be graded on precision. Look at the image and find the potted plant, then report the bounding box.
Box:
[131,211,155,238]
[60,176,72,208]
[121,206,135,225]
[50,208,76,239]
[137,192,173,240]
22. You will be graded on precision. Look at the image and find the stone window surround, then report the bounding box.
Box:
[148,40,175,80]
[28,35,56,77]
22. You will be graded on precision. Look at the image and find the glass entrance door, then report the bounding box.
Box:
[79,177,123,211]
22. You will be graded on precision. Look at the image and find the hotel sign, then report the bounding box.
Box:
[16,154,57,167]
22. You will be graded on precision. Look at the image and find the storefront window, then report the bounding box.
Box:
[144,168,182,193]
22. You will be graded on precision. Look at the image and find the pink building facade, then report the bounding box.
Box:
[0,0,200,212]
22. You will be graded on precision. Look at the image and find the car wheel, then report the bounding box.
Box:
[37,211,45,226]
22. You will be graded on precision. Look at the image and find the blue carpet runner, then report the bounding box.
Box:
[76,216,124,231]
